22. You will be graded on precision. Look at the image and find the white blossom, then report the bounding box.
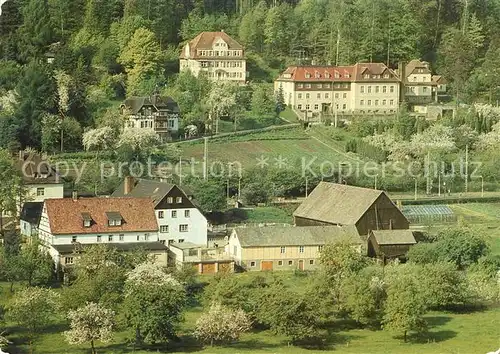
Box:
[64,302,115,347]
[54,70,72,114]
[410,124,456,155]
[477,121,500,151]
[82,127,116,151]
[194,303,252,345]
[0,90,17,114]
[117,128,158,151]
[125,262,180,293]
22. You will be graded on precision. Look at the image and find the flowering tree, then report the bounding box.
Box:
[6,287,60,344]
[477,121,500,151]
[117,128,158,152]
[194,303,251,346]
[123,262,186,345]
[64,302,115,354]
[82,127,116,153]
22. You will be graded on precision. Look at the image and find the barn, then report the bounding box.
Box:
[367,229,417,261]
[293,182,409,236]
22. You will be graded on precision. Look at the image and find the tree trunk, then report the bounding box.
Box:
[91,339,96,354]
[404,330,407,342]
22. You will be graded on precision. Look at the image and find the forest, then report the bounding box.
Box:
[0,0,500,151]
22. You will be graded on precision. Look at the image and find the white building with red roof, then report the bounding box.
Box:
[179,31,246,83]
[38,195,165,269]
[274,62,401,118]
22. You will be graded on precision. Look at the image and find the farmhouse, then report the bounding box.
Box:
[169,242,233,274]
[112,177,208,246]
[227,225,362,271]
[38,195,160,269]
[293,182,409,235]
[367,229,417,260]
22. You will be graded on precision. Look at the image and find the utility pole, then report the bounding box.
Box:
[238,177,241,200]
[387,17,391,67]
[426,150,431,194]
[305,176,309,197]
[203,137,208,181]
[438,173,441,197]
[414,178,418,201]
[374,175,378,190]
[480,175,484,197]
[226,179,230,199]
[465,144,469,194]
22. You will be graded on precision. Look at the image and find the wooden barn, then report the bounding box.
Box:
[367,229,417,260]
[293,182,409,235]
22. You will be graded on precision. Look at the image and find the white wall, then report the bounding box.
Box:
[227,229,242,263]
[26,184,64,203]
[20,220,37,237]
[156,207,207,245]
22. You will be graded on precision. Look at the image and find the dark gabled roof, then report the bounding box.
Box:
[45,197,158,235]
[51,242,168,254]
[15,152,63,185]
[105,211,122,220]
[293,182,385,225]
[233,225,361,247]
[123,95,179,115]
[112,178,193,207]
[371,229,417,245]
[20,202,43,224]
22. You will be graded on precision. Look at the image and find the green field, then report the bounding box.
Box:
[2,275,499,354]
[179,126,363,171]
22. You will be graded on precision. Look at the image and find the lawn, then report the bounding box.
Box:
[2,274,499,354]
[237,206,294,224]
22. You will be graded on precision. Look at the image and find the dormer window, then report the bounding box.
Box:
[334,71,340,78]
[81,212,92,228]
[176,197,183,204]
[364,74,370,79]
[344,72,350,78]
[325,72,330,78]
[106,212,122,227]
[315,72,320,78]
[384,73,389,78]
[167,197,173,203]
[305,72,311,78]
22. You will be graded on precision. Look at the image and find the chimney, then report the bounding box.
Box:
[124,176,134,195]
[72,190,78,201]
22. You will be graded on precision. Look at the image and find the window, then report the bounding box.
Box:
[384,73,389,78]
[309,259,314,265]
[375,100,379,106]
[36,188,44,196]
[305,72,311,78]
[71,235,77,243]
[325,83,331,88]
[367,86,372,93]
[297,104,303,110]
[317,93,321,99]
[318,245,324,252]
[144,233,149,241]
[334,71,340,78]
[250,261,256,267]
[119,234,124,241]
[176,197,182,203]
[108,235,113,242]
[167,197,173,203]
[299,246,305,253]
[360,86,365,93]
[390,99,394,106]
[233,245,237,255]
[383,86,387,93]
[381,99,386,106]
[305,83,311,88]
[423,87,428,93]
[343,93,347,99]
[158,211,164,219]
[288,260,293,265]
[364,74,370,79]
[305,104,310,110]
[297,83,303,88]
[97,235,102,242]
[160,225,169,233]
[172,210,177,218]
[178,239,185,243]
[184,210,190,217]
[298,93,302,99]
[413,76,417,82]
[390,86,394,93]
[83,220,91,227]
[314,104,319,110]
[342,103,346,110]
[360,100,364,106]
[375,86,379,93]
[280,246,286,254]
[335,93,339,99]
[305,93,310,99]
[367,100,372,106]
[325,93,329,99]
[317,84,322,89]
[179,224,188,232]
[65,257,74,265]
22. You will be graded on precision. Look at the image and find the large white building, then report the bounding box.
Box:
[38,196,166,268]
[274,62,401,118]
[112,177,208,246]
[180,31,246,83]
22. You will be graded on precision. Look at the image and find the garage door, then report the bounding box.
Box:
[202,263,216,274]
[261,261,273,271]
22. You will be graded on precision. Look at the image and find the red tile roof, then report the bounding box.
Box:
[180,31,243,59]
[45,197,158,235]
[277,63,400,82]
